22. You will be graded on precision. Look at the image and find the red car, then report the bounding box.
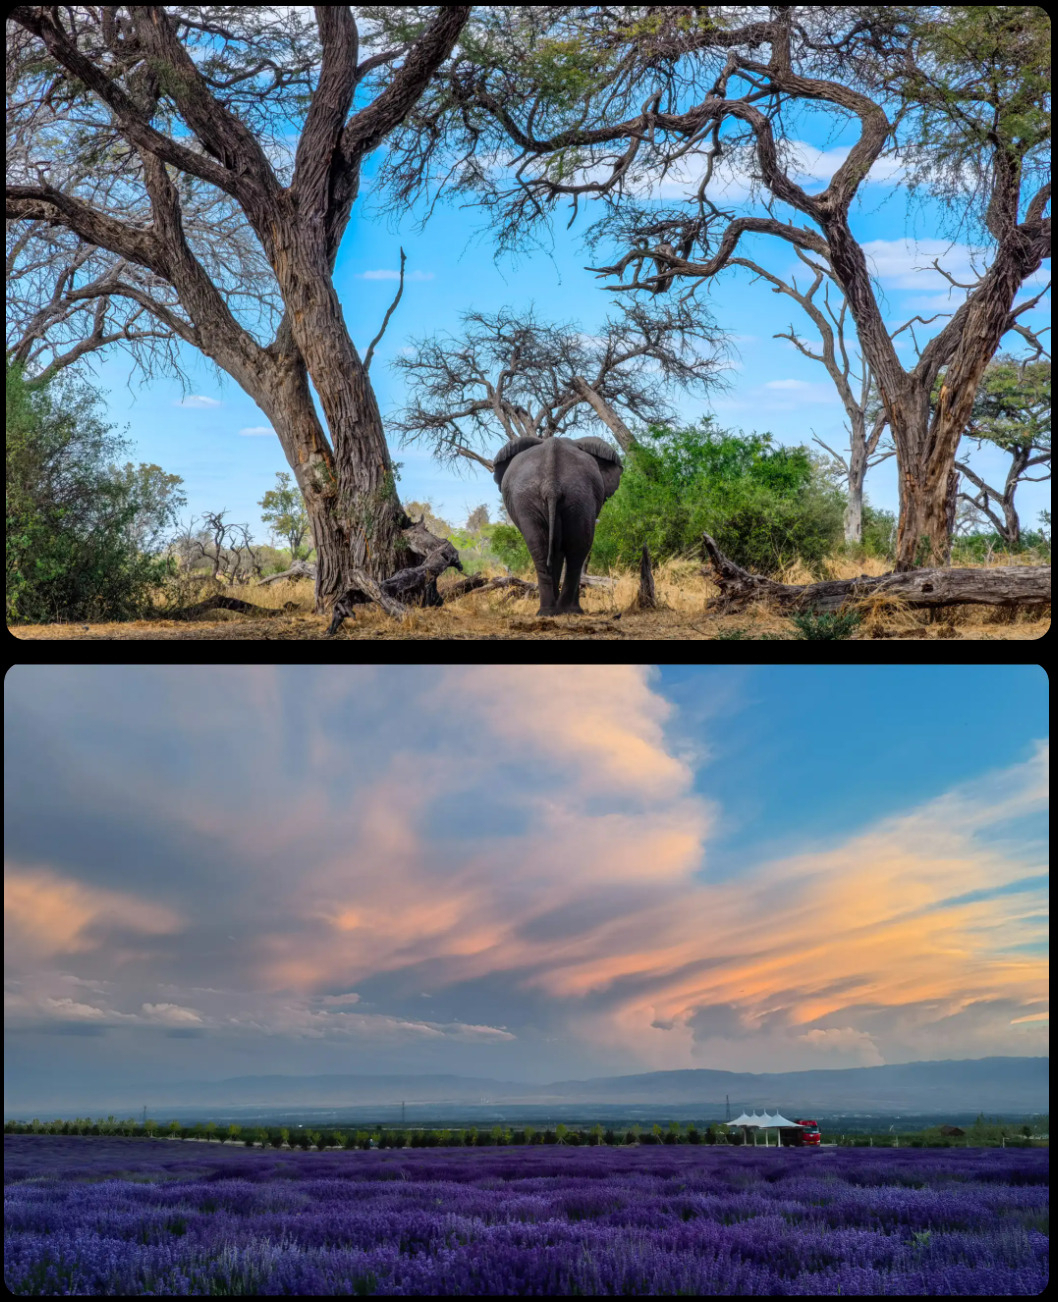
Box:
[781,1120,821,1146]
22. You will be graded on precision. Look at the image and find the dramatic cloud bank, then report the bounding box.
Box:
[3,667,1048,1102]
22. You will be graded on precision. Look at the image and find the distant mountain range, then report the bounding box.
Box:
[151,1057,1046,1115]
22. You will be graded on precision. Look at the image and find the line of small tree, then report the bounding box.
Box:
[826,1114,1047,1149]
[7,1114,1045,1148]
[4,1117,734,1147]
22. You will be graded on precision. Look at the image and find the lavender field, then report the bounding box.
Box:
[3,1136,1048,1295]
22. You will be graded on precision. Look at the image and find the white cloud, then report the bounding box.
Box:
[175,395,221,408]
[559,137,910,209]
[43,997,111,1020]
[358,269,435,281]
[797,1026,884,1066]
[786,141,908,188]
[140,1002,203,1025]
[318,993,361,1007]
[441,665,692,799]
[238,426,275,437]
[753,378,840,407]
[860,238,990,290]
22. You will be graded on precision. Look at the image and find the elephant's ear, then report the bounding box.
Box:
[492,436,544,489]
[571,436,623,501]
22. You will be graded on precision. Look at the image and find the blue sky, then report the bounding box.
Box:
[71,27,1050,547]
[4,666,1048,1111]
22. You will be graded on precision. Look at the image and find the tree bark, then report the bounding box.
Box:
[845,412,867,546]
[701,533,1050,613]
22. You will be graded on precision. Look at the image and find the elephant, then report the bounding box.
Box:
[493,434,623,615]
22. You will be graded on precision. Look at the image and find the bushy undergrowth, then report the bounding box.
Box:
[6,361,177,623]
[445,524,530,575]
[951,530,1051,565]
[591,420,846,576]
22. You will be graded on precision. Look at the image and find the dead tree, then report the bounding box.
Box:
[173,594,298,620]
[173,511,263,585]
[729,249,894,546]
[390,299,725,471]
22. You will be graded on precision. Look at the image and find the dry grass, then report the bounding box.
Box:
[9,557,1049,640]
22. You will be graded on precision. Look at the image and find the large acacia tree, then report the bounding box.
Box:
[377,4,1050,570]
[6,5,471,607]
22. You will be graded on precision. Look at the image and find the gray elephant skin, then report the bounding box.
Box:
[493,435,623,615]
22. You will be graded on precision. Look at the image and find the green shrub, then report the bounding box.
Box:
[6,360,180,623]
[951,529,1051,564]
[701,480,844,576]
[483,522,532,573]
[790,610,862,640]
[859,503,898,560]
[592,420,844,576]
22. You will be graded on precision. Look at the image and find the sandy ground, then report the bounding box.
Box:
[9,560,1049,641]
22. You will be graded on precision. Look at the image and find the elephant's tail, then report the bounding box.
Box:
[545,487,560,578]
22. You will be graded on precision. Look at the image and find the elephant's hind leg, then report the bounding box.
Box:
[535,568,558,615]
[555,552,588,614]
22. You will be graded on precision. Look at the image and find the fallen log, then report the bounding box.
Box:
[325,542,461,635]
[256,560,316,585]
[172,594,299,620]
[443,574,615,602]
[444,575,536,601]
[701,532,1051,613]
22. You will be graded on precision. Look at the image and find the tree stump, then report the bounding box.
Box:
[629,543,658,610]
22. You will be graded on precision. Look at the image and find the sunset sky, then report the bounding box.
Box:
[4,666,1048,1110]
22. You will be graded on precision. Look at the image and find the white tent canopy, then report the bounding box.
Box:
[725,1110,807,1146]
[726,1111,802,1129]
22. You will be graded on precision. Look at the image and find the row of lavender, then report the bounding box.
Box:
[5,1137,1048,1295]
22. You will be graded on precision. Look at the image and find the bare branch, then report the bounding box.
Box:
[364,247,406,373]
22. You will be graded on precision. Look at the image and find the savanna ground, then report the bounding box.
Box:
[9,553,1049,640]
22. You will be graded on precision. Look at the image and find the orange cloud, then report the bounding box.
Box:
[8,670,1041,1074]
[4,864,183,959]
[440,665,692,797]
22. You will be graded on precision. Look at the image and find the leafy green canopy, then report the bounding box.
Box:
[259,471,313,560]
[6,360,179,623]
[965,356,1050,454]
[592,420,846,576]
